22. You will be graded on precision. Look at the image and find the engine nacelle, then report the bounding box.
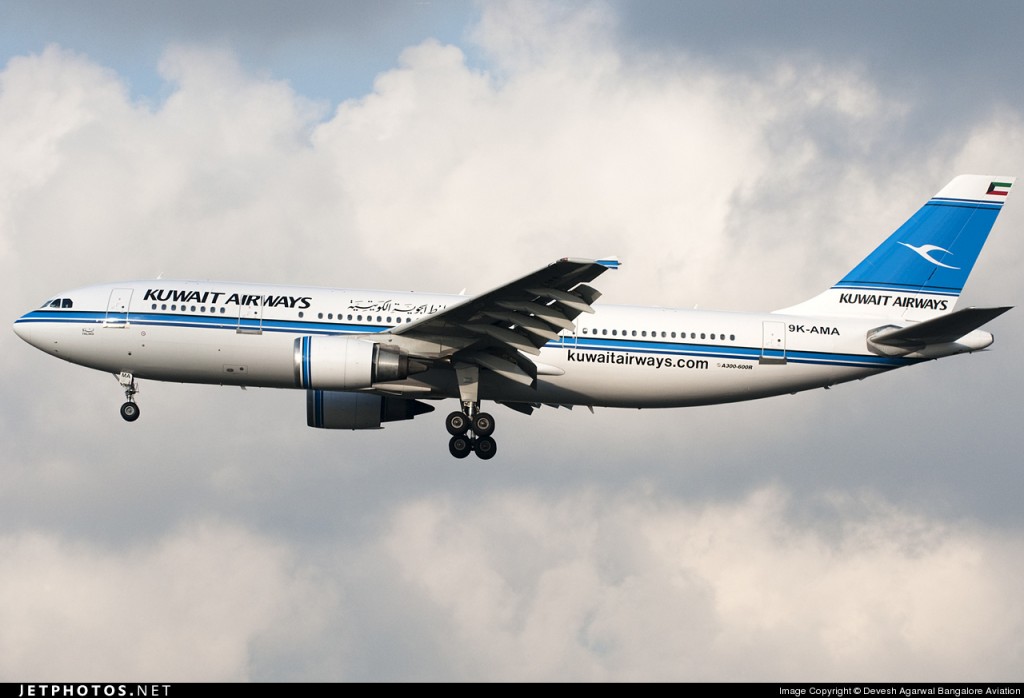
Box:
[294,336,413,390]
[307,390,435,429]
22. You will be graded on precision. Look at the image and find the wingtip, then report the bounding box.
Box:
[555,257,621,269]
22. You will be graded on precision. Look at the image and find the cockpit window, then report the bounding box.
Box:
[41,298,73,309]
[61,298,73,308]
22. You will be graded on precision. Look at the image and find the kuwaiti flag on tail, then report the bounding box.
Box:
[987,181,1012,197]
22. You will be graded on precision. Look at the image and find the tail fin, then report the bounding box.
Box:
[778,175,1014,320]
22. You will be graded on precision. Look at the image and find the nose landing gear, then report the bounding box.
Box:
[117,372,140,422]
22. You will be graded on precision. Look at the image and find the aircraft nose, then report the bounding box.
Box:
[13,317,35,345]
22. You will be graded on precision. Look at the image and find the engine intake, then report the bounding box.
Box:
[294,336,416,390]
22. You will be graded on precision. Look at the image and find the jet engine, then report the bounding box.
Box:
[307,390,434,429]
[294,335,420,390]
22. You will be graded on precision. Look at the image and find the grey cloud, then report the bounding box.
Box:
[611,0,1024,122]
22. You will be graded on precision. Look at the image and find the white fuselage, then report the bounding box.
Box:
[14,279,926,409]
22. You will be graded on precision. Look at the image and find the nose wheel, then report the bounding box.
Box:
[116,372,140,422]
[120,401,141,422]
[445,403,497,459]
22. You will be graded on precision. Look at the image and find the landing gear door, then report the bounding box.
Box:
[105,288,133,327]
[760,321,787,364]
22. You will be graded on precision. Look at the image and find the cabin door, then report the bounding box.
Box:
[104,288,133,327]
[237,296,264,334]
[760,321,787,364]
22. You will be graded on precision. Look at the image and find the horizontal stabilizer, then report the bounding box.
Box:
[870,306,1011,348]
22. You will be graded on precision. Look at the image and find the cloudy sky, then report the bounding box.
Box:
[3,0,1023,681]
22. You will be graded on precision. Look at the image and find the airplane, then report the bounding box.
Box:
[12,174,1014,459]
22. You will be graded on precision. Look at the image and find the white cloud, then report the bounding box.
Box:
[6,10,1020,310]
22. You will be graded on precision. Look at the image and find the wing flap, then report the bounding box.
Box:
[471,352,536,386]
[480,309,561,341]
[495,300,575,330]
[465,323,543,355]
[525,286,596,314]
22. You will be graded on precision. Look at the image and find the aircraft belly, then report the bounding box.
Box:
[137,326,297,386]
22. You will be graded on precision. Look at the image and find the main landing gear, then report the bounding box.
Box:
[117,371,140,422]
[445,402,497,460]
[445,361,497,460]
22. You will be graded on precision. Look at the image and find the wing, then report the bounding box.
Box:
[379,257,618,387]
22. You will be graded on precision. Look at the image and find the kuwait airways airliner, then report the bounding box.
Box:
[13,175,1014,459]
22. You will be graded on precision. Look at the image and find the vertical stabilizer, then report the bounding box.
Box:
[778,175,1014,320]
